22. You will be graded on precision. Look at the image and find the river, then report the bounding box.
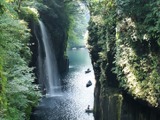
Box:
[31,48,95,120]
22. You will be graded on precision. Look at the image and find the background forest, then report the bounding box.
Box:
[65,0,89,48]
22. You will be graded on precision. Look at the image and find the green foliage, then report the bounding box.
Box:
[88,0,160,107]
[65,1,89,48]
[0,59,7,119]
[144,1,160,46]
[18,7,39,23]
[0,0,41,119]
[0,0,6,15]
[115,0,160,107]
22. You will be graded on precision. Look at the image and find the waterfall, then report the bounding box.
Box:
[38,20,61,97]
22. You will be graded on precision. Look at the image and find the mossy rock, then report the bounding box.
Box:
[18,7,39,23]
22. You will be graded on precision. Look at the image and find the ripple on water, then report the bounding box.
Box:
[31,49,95,120]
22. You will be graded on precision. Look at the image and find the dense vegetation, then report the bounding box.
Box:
[88,0,160,108]
[65,0,89,48]
[1,0,160,119]
[0,0,41,119]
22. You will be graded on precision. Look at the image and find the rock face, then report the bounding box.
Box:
[37,0,69,74]
[29,0,69,85]
[87,1,160,120]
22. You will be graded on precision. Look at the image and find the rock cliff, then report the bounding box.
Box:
[87,1,160,119]
[29,0,69,79]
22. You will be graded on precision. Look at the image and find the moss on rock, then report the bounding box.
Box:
[88,0,160,119]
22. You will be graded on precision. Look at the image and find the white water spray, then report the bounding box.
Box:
[38,20,61,96]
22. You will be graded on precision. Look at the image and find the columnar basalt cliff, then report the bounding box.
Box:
[87,1,160,120]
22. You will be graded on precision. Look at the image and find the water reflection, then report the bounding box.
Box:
[31,48,95,120]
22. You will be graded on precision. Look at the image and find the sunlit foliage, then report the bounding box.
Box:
[0,0,41,119]
[88,0,160,107]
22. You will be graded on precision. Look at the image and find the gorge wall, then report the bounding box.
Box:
[29,0,69,86]
[0,0,69,119]
[87,0,160,120]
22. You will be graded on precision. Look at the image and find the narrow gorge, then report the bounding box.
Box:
[0,0,160,120]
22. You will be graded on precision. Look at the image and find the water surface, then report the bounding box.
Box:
[31,48,95,120]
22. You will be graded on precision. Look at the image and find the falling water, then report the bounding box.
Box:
[38,20,61,96]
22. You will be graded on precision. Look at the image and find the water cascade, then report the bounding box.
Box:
[38,20,61,96]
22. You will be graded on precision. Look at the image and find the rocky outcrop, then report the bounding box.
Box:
[29,0,69,79]
[36,0,69,74]
[87,0,160,119]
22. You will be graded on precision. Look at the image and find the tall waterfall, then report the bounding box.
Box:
[38,20,61,97]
